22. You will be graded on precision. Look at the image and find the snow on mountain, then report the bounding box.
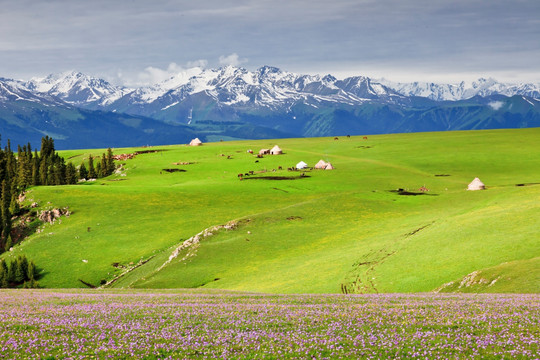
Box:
[0,77,66,105]
[3,67,539,120]
[26,71,130,107]
[380,78,540,101]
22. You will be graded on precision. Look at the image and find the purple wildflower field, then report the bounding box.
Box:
[0,290,538,359]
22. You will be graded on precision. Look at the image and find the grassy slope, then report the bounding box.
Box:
[3,128,539,293]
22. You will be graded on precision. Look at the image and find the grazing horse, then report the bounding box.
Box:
[334,137,339,140]
[363,136,368,140]
[278,166,283,170]
[237,173,243,178]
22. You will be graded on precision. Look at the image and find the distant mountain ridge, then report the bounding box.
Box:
[0,66,539,149]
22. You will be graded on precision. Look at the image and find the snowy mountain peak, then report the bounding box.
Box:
[380,78,540,101]
[26,71,129,106]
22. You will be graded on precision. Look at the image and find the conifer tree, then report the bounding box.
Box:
[65,162,78,184]
[0,263,5,288]
[20,255,29,281]
[106,148,115,175]
[100,154,107,177]
[6,260,14,283]
[32,156,40,185]
[1,180,11,240]
[96,162,102,178]
[39,158,48,185]
[4,234,12,252]
[13,257,25,283]
[27,260,36,281]
[87,155,96,179]
[79,163,88,180]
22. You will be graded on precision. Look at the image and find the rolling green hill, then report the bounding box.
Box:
[3,128,539,293]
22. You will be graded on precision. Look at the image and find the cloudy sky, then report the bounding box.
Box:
[1,0,539,86]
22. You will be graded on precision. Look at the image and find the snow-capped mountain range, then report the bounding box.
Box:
[380,77,540,101]
[18,66,539,110]
[1,66,539,149]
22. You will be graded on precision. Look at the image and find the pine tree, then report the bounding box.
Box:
[79,163,88,180]
[65,162,77,184]
[6,260,14,283]
[0,263,5,288]
[27,260,36,281]
[40,136,54,159]
[1,180,11,240]
[39,159,48,185]
[4,234,12,252]
[20,256,29,282]
[100,154,107,177]
[0,261,8,288]
[13,257,25,283]
[32,156,40,185]
[88,155,96,179]
[106,148,115,175]
[96,162,102,179]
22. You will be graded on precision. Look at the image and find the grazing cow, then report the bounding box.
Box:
[255,160,259,163]
[249,171,254,175]
[347,134,351,138]
[334,137,339,140]
[238,173,243,178]
[363,136,368,140]
[244,173,249,176]
[272,169,276,172]
[278,166,282,170]
[227,155,231,159]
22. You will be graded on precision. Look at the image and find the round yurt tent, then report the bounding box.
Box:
[324,163,334,170]
[189,138,202,146]
[270,145,282,155]
[314,159,328,169]
[296,161,308,169]
[467,177,485,190]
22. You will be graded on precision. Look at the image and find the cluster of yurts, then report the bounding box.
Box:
[189,138,487,184]
[188,138,334,171]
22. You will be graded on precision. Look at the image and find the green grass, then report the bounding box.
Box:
[3,128,539,293]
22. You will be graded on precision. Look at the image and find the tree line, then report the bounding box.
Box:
[0,254,38,288]
[0,135,117,287]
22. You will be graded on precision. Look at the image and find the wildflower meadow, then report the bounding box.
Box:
[0,290,538,359]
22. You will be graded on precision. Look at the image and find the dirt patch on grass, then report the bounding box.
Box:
[113,149,167,160]
[388,189,437,196]
[243,175,310,181]
[162,168,186,173]
[287,216,302,221]
[516,182,540,187]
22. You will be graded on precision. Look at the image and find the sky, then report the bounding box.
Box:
[1,0,539,86]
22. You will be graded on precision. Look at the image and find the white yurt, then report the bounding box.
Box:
[189,138,202,146]
[314,159,328,169]
[296,161,308,169]
[270,145,283,155]
[467,177,485,190]
[324,163,334,170]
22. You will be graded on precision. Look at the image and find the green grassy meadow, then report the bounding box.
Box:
[3,128,539,293]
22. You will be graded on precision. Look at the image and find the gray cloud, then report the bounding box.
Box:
[1,0,539,84]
